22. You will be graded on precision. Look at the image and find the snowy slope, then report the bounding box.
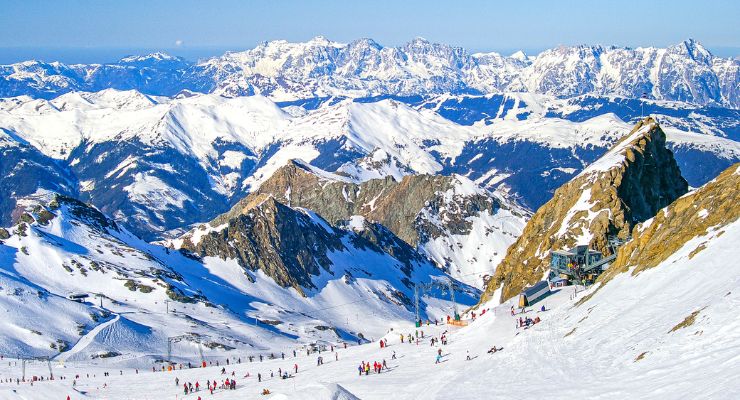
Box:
[2,204,737,399]
[0,193,475,364]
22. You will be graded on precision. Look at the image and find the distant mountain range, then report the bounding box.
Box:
[1,37,738,108]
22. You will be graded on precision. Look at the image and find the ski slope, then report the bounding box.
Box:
[2,215,738,399]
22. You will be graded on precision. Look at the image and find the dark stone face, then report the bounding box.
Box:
[183,196,425,295]
[0,133,77,226]
[616,128,689,224]
[482,119,692,303]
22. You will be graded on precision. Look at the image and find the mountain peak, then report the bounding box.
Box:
[482,116,688,302]
[118,52,182,64]
[306,35,342,47]
[669,38,713,63]
[510,50,528,61]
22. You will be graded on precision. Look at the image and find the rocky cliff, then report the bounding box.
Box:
[482,117,688,302]
[188,160,527,287]
[216,160,502,247]
[598,163,739,285]
[180,194,431,296]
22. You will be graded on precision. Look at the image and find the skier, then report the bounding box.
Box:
[392,351,397,360]
[294,363,298,373]
[466,350,471,361]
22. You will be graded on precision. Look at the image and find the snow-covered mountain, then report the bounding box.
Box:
[0,89,737,240]
[1,164,737,400]
[1,38,738,107]
[175,160,527,288]
[0,192,475,359]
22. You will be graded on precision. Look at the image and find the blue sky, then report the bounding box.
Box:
[1,0,738,63]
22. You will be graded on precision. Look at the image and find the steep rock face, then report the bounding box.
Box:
[599,162,739,285]
[219,160,501,247]
[482,117,688,302]
[183,196,342,293]
[181,195,427,296]
[181,160,526,288]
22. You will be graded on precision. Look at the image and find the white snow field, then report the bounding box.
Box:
[2,217,738,399]
[0,193,478,365]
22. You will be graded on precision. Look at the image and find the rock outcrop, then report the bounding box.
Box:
[599,163,739,285]
[181,194,429,295]
[481,117,688,303]
[217,160,511,247]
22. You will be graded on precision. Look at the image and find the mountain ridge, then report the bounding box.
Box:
[2,38,737,108]
[482,117,688,302]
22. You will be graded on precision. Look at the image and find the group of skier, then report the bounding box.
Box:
[358,360,388,375]
[176,376,236,395]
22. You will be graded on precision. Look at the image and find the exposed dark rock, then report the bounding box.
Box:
[481,118,689,303]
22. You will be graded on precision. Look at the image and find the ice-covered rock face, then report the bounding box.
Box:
[1,38,737,107]
[482,117,689,303]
